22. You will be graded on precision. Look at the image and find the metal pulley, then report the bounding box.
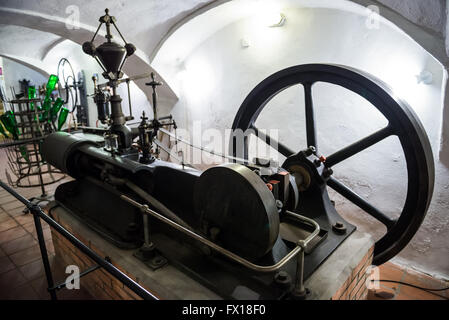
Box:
[194,163,280,260]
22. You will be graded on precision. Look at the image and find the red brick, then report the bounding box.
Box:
[349,275,366,300]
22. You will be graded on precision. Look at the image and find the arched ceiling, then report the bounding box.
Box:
[0,24,62,60]
[0,0,217,103]
[0,0,447,104]
[0,0,215,57]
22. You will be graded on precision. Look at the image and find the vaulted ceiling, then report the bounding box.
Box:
[0,0,446,103]
[0,0,218,101]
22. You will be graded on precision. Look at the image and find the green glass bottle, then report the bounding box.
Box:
[40,74,59,122]
[19,145,29,163]
[0,111,28,162]
[57,107,69,131]
[28,86,36,111]
[0,122,8,139]
[50,97,64,122]
[0,111,19,139]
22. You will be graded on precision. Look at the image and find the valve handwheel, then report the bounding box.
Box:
[231,64,434,265]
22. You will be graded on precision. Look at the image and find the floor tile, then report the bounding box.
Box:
[403,268,449,290]
[45,239,55,255]
[19,259,46,281]
[0,212,10,223]
[0,196,19,206]
[7,207,27,217]
[31,227,52,241]
[0,190,10,196]
[0,218,18,232]
[0,233,37,255]
[31,274,93,300]
[367,287,396,300]
[9,243,42,266]
[0,256,15,274]
[394,290,444,300]
[57,286,94,300]
[400,270,448,300]
[22,222,35,233]
[379,262,405,282]
[0,268,27,289]
[370,262,448,301]
[14,213,34,226]
[30,276,56,299]
[0,226,27,244]
[2,200,25,212]
[0,282,40,300]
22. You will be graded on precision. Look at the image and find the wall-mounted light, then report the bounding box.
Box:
[256,4,286,28]
[416,70,433,85]
[241,37,251,48]
[268,13,286,27]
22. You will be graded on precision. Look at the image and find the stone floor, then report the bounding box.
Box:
[0,150,447,300]
[0,183,93,300]
[369,262,448,300]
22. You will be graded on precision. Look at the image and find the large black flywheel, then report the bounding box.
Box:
[231,64,434,265]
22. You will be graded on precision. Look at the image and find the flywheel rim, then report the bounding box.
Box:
[231,64,434,265]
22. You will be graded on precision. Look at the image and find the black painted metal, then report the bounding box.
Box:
[33,212,57,300]
[194,164,279,260]
[55,179,144,249]
[231,64,434,265]
[44,132,330,299]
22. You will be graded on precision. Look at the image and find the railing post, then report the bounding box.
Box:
[31,204,57,300]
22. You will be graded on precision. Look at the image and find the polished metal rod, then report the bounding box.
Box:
[285,210,320,248]
[159,127,250,165]
[121,195,320,273]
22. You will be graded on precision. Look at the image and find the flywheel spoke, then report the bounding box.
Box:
[304,82,317,150]
[327,177,396,229]
[250,124,295,157]
[325,126,394,167]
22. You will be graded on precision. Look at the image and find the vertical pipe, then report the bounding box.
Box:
[294,248,305,296]
[32,211,57,300]
[126,80,132,118]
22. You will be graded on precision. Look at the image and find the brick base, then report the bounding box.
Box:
[48,206,373,300]
[50,214,144,300]
[331,246,374,300]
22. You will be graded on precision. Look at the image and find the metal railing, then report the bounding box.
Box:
[121,195,320,296]
[0,180,157,300]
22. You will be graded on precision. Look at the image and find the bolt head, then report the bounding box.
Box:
[332,221,347,234]
[275,271,288,281]
[274,271,292,289]
[276,200,283,209]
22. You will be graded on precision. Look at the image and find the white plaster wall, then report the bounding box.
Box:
[377,0,446,35]
[447,0,449,57]
[154,7,448,277]
[1,57,47,98]
[0,24,61,61]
